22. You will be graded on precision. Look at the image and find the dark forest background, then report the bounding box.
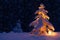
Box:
[0,0,60,32]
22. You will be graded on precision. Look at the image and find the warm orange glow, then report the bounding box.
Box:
[47,29,53,35]
[46,29,57,36]
[38,12,50,20]
[48,30,52,35]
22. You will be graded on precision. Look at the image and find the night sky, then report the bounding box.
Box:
[1,0,60,32]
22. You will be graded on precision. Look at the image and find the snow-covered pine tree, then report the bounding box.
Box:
[13,19,22,32]
[29,3,55,35]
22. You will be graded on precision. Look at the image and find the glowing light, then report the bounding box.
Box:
[46,29,57,36]
[48,30,52,35]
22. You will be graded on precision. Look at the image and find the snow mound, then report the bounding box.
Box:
[0,32,60,40]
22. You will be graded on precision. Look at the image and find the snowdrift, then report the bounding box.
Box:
[0,32,60,40]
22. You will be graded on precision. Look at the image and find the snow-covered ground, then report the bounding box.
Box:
[0,32,60,40]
